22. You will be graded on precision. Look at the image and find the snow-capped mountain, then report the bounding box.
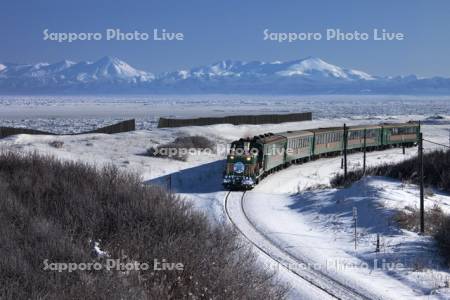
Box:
[0,56,154,92]
[164,57,374,81]
[1,56,449,94]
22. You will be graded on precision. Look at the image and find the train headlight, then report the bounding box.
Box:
[233,162,245,174]
[246,157,251,161]
[242,177,254,186]
[229,155,234,160]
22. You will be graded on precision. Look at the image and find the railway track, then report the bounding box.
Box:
[224,191,381,300]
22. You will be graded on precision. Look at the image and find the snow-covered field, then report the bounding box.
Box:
[2,96,450,299]
[1,95,450,133]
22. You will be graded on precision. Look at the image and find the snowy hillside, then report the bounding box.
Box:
[1,116,450,299]
[1,56,450,94]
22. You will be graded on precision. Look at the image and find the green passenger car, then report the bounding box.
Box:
[347,125,382,150]
[278,130,314,163]
[311,127,344,155]
[257,134,287,171]
[381,123,420,146]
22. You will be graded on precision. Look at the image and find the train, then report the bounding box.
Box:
[223,122,420,190]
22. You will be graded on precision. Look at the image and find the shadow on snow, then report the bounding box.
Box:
[145,160,226,194]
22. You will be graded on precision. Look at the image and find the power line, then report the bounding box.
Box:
[423,139,450,149]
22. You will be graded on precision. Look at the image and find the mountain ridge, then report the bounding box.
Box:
[1,56,449,94]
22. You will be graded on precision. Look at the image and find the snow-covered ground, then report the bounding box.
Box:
[2,106,450,299]
[1,95,450,133]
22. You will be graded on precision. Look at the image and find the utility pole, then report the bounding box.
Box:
[363,128,367,175]
[353,207,358,250]
[418,132,424,234]
[343,123,348,180]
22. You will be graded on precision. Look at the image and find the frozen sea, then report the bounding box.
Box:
[0,94,449,133]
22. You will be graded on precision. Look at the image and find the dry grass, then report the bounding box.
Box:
[398,206,450,267]
[331,149,450,193]
[393,205,446,235]
[0,151,287,299]
[434,213,450,267]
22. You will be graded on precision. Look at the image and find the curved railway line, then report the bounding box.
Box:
[224,191,383,300]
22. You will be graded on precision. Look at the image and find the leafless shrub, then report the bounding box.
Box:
[392,205,450,266]
[434,214,450,266]
[331,150,450,193]
[393,205,445,235]
[147,135,216,161]
[48,140,64,148]
[0,151,287,299]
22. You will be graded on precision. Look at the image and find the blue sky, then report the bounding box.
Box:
[1,0,449,76]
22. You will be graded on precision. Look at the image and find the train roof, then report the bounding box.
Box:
[276,130,313,139]
[309,127,344,133]
[254,133,286,144]
[381,122,419,128]
[348,124,381,130]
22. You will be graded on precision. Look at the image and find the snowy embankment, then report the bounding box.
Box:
[1,115,450,299]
